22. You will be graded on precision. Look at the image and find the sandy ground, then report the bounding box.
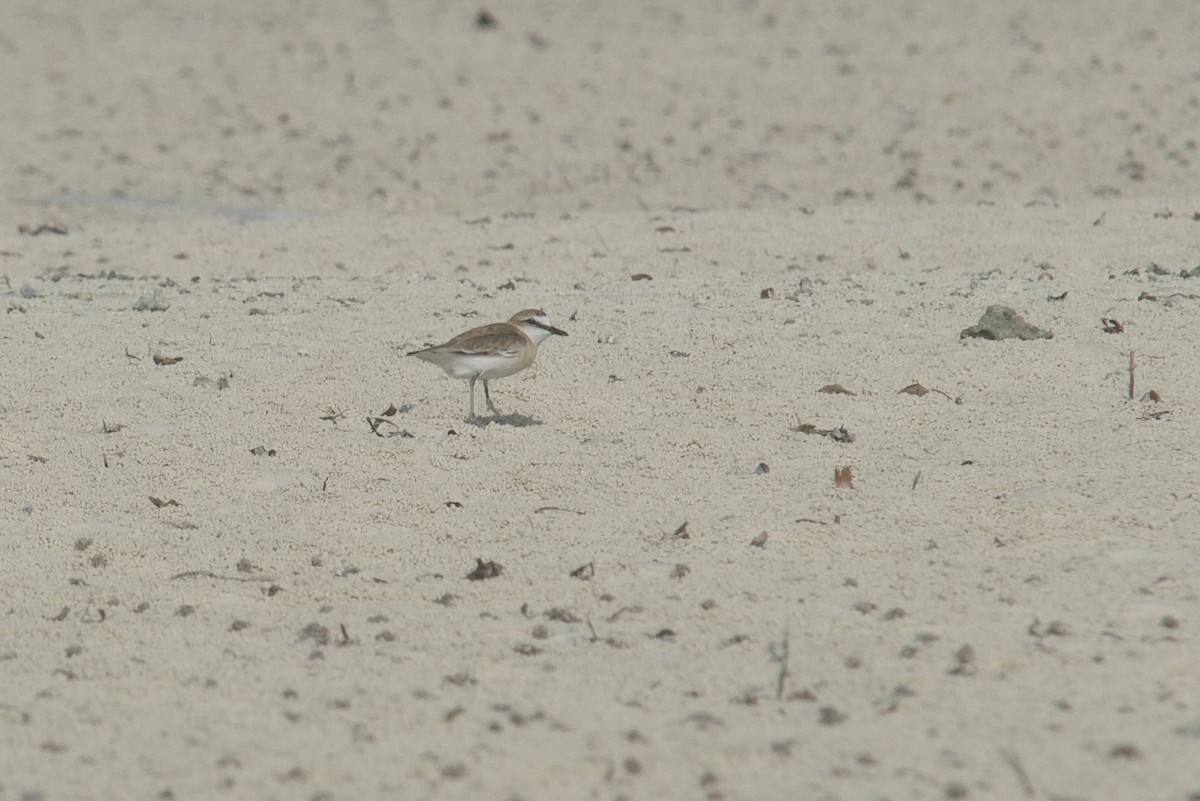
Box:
[3,2,1200,800]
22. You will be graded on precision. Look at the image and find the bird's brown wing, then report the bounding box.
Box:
[440,323,525,357]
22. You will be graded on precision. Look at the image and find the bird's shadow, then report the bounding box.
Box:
[469,413,541,428]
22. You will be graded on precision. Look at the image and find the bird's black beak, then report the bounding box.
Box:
[537,321,568,336]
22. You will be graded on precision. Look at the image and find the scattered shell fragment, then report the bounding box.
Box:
[193,375,231,390]
[834,466,854,488]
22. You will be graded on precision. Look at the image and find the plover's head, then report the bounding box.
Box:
[509,309,568,342]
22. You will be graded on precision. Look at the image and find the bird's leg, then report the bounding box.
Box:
[483,380,501,415]
[466,377,478,422]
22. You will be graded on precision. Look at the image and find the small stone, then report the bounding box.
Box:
[818,706,847,726]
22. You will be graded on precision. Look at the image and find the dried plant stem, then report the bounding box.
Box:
[775,630,791,700]
[1128,351,1136,401]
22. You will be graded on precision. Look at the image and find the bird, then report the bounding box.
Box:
[407,309,568,421]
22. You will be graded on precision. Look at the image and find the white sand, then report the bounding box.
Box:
[2,2,1199,799]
